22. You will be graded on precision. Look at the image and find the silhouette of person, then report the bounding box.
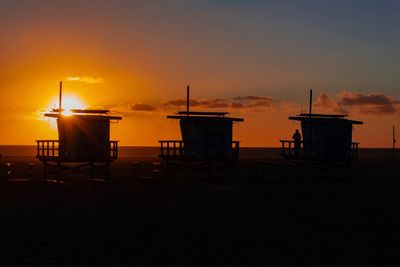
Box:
[292,129,302,156]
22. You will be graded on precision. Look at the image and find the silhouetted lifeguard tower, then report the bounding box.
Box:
[159,86,244,177]
[280,90,363,161]
[36,82,122,181]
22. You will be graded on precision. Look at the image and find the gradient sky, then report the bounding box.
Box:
[1,0,399,147]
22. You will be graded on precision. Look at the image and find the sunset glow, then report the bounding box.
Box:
[1,3,399,265]
[48,95,86,116]
[0,1,399,147]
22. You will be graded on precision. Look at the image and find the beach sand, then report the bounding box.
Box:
[0,148,400,266]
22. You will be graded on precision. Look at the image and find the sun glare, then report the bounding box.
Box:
[48,94,86,116]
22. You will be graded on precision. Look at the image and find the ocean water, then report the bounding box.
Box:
[0,145,396,160]
[0,145,280,159]
[0,145,160,158]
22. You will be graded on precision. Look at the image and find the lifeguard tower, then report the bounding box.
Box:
[159,86,244,178]
[36,82,122,182]
[280,90,363,161]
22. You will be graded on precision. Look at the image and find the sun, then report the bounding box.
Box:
[60,96,86,116]
[48,94,86,116]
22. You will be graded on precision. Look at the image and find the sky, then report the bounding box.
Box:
[0,0,399,147]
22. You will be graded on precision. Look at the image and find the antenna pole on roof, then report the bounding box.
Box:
[186,84,190,117]
[59,81,63,114]
[186,84,191,158]
[393,125,396,160]
[309,89,313,117]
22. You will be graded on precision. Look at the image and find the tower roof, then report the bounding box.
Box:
[167,111,243,122]
[289,113,362,125]
[44,109,122,120]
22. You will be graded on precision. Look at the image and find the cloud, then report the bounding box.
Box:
[108,103,157,115]
[338,92,400,115]
[131,103,157,112]
[104,91,400,118]
[203,98,231,108]
[162,99,186,106]
[162,95,273,110]
[314,92,348,114]
[313,91,400,115]
[231,96,273,109]
[233,96,272,101]
[67,76,104,84]
[108,94,280,116]
[162,98,230,108]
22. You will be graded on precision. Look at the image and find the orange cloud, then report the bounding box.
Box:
[131,103,157,112]
[67,76,104,84]
[108,95,279,116]
[162,95,274,110]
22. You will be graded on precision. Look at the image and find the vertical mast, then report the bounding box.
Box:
[59,81,63,113]
[186,85,190,116]
[309,89,313,117]
[185,84,190,157]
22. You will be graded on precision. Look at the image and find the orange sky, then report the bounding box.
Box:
[0,1,399,147]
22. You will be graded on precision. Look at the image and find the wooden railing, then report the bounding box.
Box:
[280,140,303,158]
[110,141,119,160]
[280,140,360,161]
[159,140,240,160]
[159,140,185,158]
[351,142,359,160]
[36,140,60,158]
[232,141,240,160]
[36,140,119,161]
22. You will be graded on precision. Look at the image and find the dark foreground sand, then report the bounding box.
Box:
[1,153,400,266]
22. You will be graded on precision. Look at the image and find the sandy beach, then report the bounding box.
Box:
[0,147,399,266]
